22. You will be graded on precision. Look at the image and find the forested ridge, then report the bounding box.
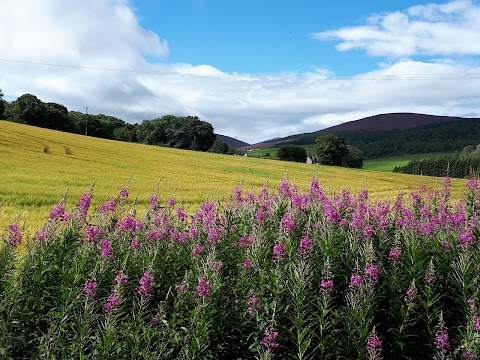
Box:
[264,118,480,159]
[394,145,480,178]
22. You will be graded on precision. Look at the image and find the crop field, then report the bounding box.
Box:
[0,121,467,232]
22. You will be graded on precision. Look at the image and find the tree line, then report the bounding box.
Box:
[0,92,227,153]
[393,145,480,178]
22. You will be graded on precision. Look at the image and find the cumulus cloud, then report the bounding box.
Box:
[313,0,480,57]
[1,0,480,144]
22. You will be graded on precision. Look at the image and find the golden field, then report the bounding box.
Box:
[0,120,468,234]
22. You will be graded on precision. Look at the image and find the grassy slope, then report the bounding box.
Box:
[248,147,450,172]
[0,121,466,232]
[363,152,451,171]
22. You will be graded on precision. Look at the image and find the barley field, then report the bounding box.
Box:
[0,120,465,232]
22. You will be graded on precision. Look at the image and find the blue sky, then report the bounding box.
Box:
[1,0,480,143]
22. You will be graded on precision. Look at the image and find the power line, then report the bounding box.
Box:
[1,57,480,80]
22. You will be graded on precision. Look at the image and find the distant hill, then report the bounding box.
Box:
[323,113,467,132]
[242,113,480,159]
[215,134,250,148]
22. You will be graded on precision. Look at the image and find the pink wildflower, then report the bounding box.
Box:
[195,276,211,298]
[176,281,188,294]
[114,273,129,287]
[297,237,313,258]
[76,191,92,220]
[272,241,287,261]
[459,230,475,249]
[320,279,334,293]
[404,287,418,304]
[49,204,71,222]
[247,296,262,315]
[118,188,129,199]
[434,330,450,353]
[130,238,141,249]
[242,259,253,269]
[281,213,296,234]
[103,293,120,314]
[192,244,204,257]
[136,271,154,297]
[364,263,379,283]
[149,194,158,210]
[81,280,98,298]
[388,247,402,263]
[349,273,363,289]
[99,200,116,214]
[261,327,279,349]
[6,224,22,247]
[99,239,114,259]
[84,225,103,244]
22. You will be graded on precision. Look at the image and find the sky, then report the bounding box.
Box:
[1,0,480,144]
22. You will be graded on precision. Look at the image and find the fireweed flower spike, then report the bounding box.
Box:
[195,276,211,298]
[367,326,382,359]
[349,273,363,289]
[364,263,379,283]
[118,187,129,200]
[103,293,120,314]
[99,239,114,259]
[404,280,418,306]
[296,237,313,258]
[425,260,437,284]
[247,296,262,316]
[81,280,98,298]
[49,203,71,222]
[76,190,92,220]
[319,279,334,293]
[434,312,450,354]
[6,223,22,247]
[136,271,154,297]
[176,281,188,294]
[260,327,279,349]
[388,246,402,263]
[272,241,287,261]
[99,200,116,214]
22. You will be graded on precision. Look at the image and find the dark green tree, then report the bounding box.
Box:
[136,115,215,151]
[10,94,49,127]
[315,134,348,166]
[0,89,4,119]
[209,140,230,154]
[45,102,72,132]
[342,145,364,169]
[277,144,307,162]
[113,124,137,142]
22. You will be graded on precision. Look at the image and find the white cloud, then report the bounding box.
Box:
[313,0,480,57]
[1,0,480,144]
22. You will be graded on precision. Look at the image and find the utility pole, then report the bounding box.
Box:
[85,106,90,136]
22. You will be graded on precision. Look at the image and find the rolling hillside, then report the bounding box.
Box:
[244,113,480,158]
[0,120,467,232]
[215,134,250,148]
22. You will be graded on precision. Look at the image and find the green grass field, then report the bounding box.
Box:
[248,147,451,172]
[363,152,451,171]
[247,145,316,158]
[0,121,466,233]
